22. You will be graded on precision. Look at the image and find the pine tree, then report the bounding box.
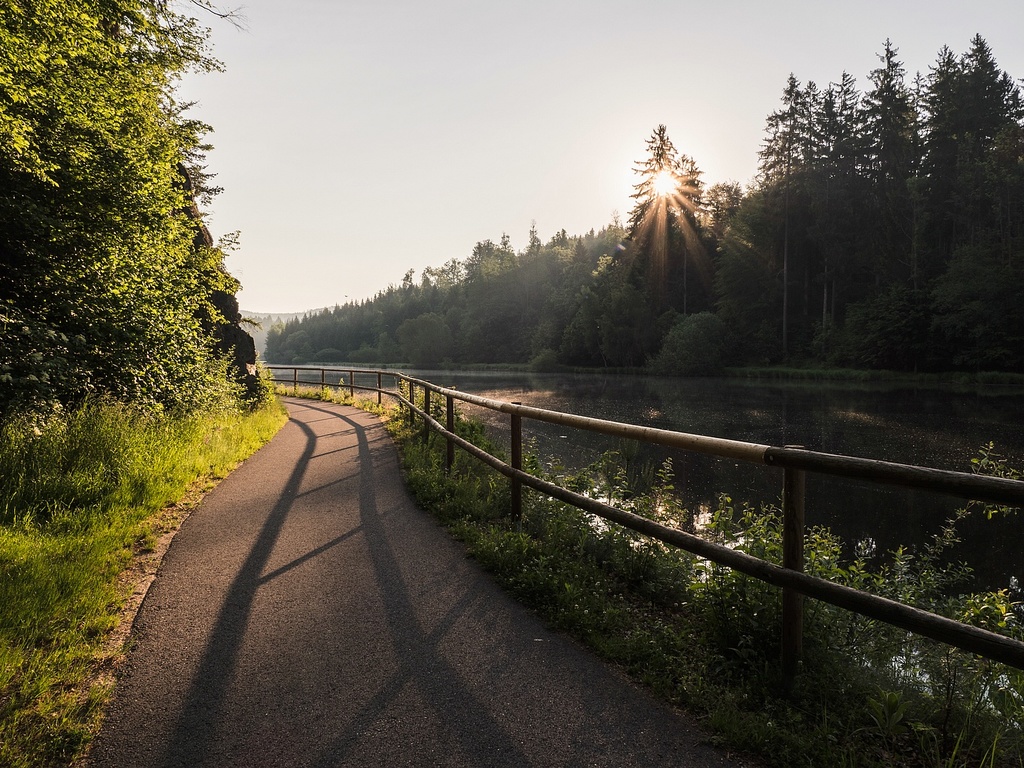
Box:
[807,72,865,332]
[758,75,814,356]
[862,40,921,286]
[627,125,705,314]
[922,36,1023,268]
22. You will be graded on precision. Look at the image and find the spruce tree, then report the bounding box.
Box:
[627,125,704,315]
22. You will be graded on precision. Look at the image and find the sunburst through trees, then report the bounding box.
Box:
[627,124,706,314]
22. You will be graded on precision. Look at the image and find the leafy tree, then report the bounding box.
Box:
[397,312,454,368]
[931,246,1024,371]
[836,285,932,371]
[0,0,252,415]
[648,312,729,376]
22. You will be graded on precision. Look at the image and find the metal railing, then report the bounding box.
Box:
[268,365,1024,681]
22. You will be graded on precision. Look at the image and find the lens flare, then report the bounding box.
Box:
[652,170,676,197]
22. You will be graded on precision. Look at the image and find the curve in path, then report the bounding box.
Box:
[88,398,749,767]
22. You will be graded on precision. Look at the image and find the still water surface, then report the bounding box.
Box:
[396,369,1024,593]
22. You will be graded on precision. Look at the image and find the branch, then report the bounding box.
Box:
[186,0,247,28]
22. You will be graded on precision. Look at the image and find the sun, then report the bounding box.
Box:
[652,169,676,197]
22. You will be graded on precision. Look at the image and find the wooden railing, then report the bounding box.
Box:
[267,365,1024,682]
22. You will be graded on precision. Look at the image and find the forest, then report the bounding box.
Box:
[267,35,1024,375]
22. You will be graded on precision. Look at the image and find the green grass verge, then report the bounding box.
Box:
[0,399,287,768]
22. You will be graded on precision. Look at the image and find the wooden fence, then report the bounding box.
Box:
[268,365,1024,683]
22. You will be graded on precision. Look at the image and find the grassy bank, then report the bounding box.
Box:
[0,399,287,768]
[297,384,1024,767]
[726,365,1024,390]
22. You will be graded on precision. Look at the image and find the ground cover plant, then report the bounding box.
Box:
[300,383,1024,767]
[0,398,287,768]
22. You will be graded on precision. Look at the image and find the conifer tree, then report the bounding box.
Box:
[862,40,920,286]
[627,125,705,314]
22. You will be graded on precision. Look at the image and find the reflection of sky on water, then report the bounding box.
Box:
[405,370,1024,593]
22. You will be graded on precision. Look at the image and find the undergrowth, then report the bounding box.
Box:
[284,383,1024,765]
[0,398,287,768]
[309,381,1022,767]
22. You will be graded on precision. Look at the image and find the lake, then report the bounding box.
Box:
[395,369,1024,594]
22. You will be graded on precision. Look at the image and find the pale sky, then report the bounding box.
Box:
[178,0,1024,314]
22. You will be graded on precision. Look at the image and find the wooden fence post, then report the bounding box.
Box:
[292,367,298,394]
[348,370,354,399]
[377,372,382,406]
[446,391,455,474]
[782,450,806,690]
[407,381,416,425]
[422,388,431,444]
[511,403,522,522]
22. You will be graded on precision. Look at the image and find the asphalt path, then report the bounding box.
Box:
[88,397,749,768]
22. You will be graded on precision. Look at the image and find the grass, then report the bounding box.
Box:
[295,383,1024,767]
[0,398,287,768]
[726,365,1024,390]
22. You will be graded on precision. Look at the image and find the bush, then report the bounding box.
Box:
[648,312,728,376]
[529,348,560,372]
[311,348,345,363]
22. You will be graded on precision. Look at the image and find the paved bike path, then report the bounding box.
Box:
[88,398,748,767]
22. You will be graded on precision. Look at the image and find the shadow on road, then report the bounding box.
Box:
[307,408,529,766]
[164,403,528,766]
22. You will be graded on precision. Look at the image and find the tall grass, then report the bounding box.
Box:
[0,399,287,768]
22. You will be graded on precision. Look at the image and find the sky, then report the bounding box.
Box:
[177,0,1024,314]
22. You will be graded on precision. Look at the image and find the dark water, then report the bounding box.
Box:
[395,369,1024,593]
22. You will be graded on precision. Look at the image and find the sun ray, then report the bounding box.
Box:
[652,169,676,197]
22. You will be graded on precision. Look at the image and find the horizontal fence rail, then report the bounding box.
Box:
[267,366,1024,678]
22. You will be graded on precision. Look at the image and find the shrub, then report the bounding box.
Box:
[648,312,728,376]
[529,348,560,372]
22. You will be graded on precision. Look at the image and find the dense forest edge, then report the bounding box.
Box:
[1,0,268,419]
[267,35,1024,379]
[1,4,282,767]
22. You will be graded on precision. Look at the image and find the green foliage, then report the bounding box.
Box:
[648,312,729,376]
[372,394,1024,768]
[835,285,933,371]
[264,224,629,369]
[0,0,250,416]
[266,36,1024,378]
[970,442,1022,519]
[0,398,287,767]
[528,348,561,372]
[930,247,1024,371]
[397,312,453,368]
